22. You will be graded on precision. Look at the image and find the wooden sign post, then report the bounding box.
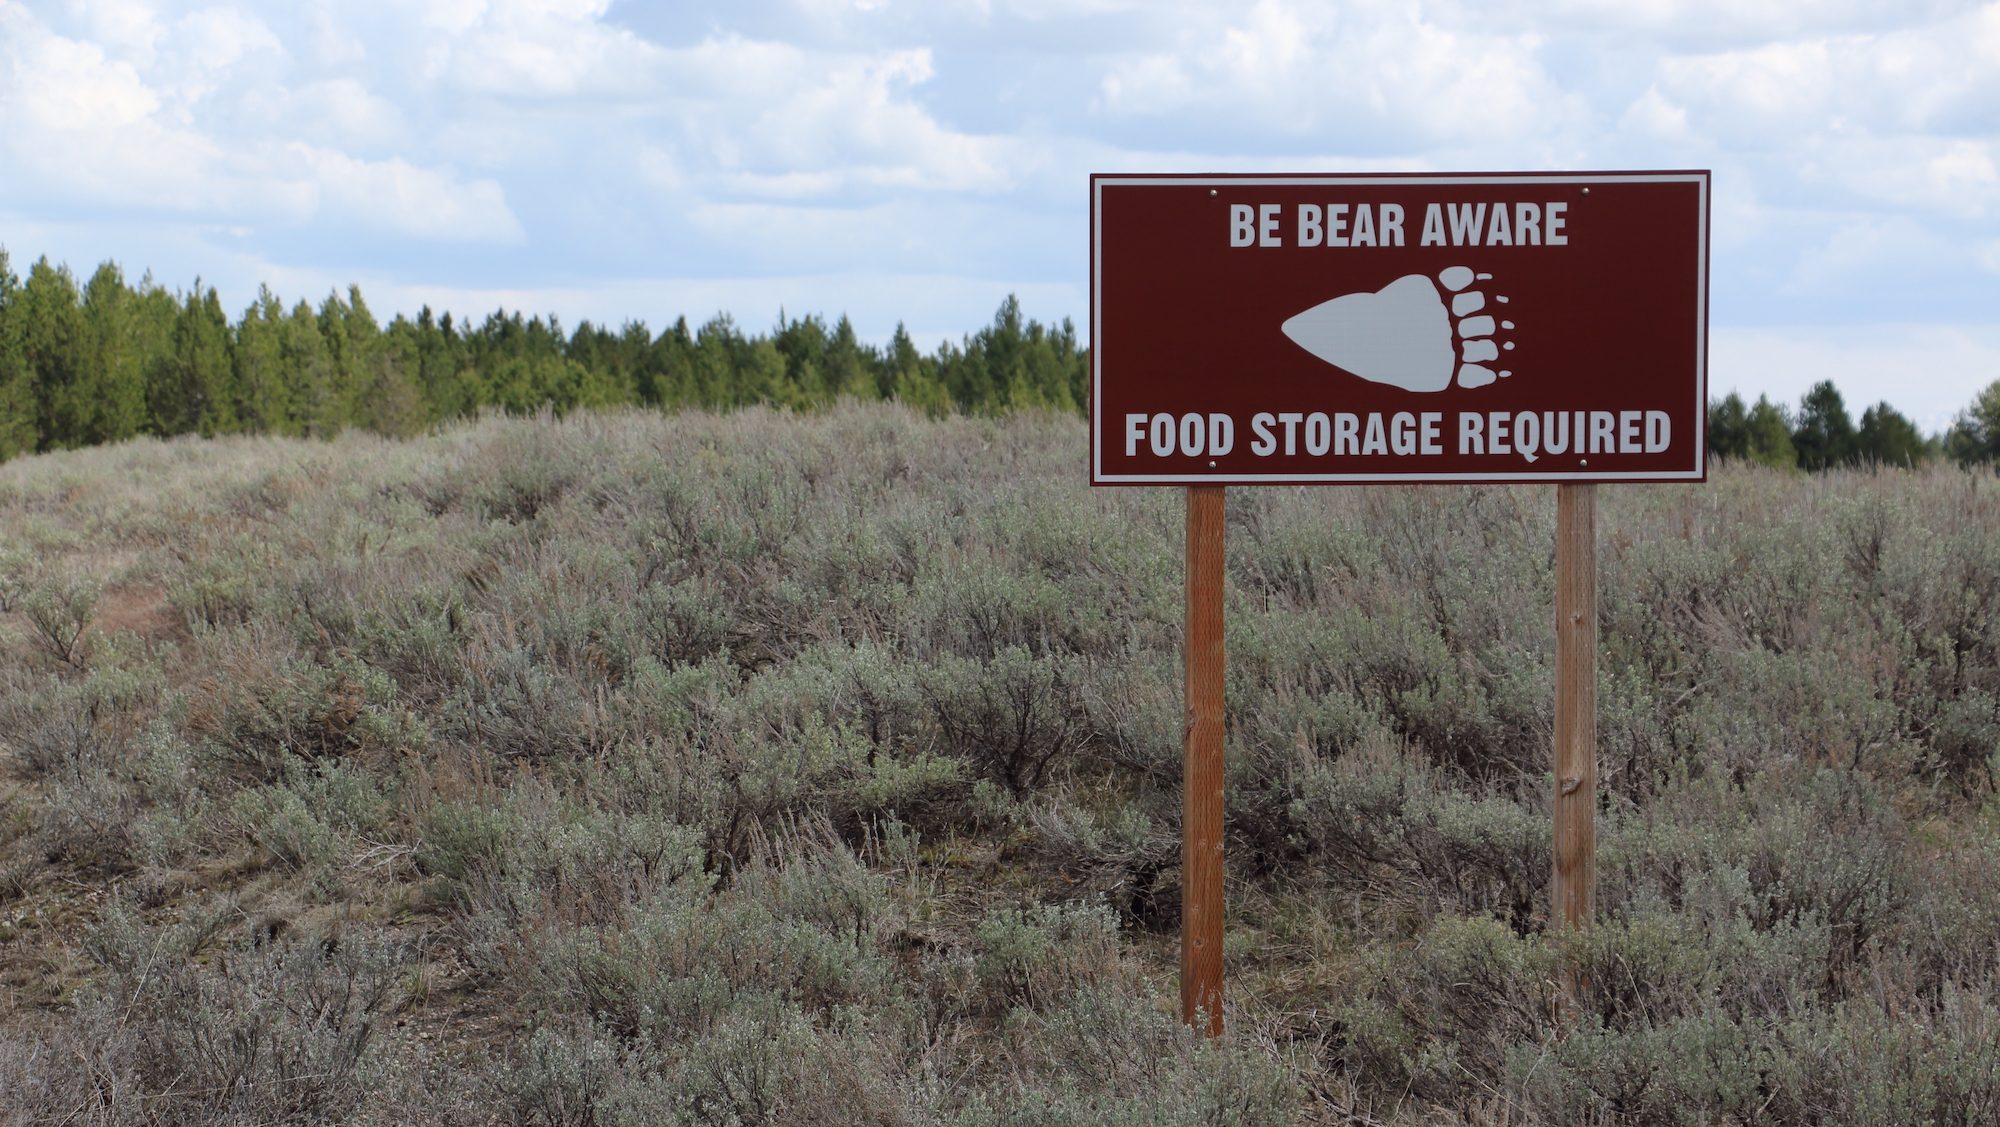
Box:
[1553,484,1597,936]
[1182,484,1227,1036]
[1091,171,1708,1037]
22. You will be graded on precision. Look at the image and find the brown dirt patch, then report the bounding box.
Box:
[94,583,182,645]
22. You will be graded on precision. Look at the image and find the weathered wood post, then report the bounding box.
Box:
[1182,484,1227,1036]
[1554,483,1598,994]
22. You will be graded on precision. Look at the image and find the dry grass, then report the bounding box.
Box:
[0,404,1996,1124]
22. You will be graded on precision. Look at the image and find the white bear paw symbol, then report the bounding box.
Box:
[1281,266,1515,393]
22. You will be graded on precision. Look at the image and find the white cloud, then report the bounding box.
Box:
[791,0,897,17]
[1095,0,1586,148]
[1460,0,1972,48]
[272,77,409,150]
[1618,86,1693,143]
[158,7,283,101]
[650,35,1018,199]
[1622,2,2000,258]
[5,15,160,130]
[1653,41,1837,141]
[1779,215,1943,296]
[61,0,164,63]
[282,146,524,242]
[301,2,365,66]
[735,48,1006,191]
[0,3,522,241]
[419,0,665,97]
[1838,138,1999,219]
[1650,8,2000,140]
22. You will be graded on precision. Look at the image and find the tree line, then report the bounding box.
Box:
[1709,381,2000,471]
[0,251,1086,461]
[2,251,1996,471]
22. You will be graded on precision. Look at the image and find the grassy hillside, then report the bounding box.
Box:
[1,404,1997,1124]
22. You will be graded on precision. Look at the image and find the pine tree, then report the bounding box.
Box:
[1791,380,1857,470]
[587,320,645,407]
[879,323,918,400]
[462,309,523,410]
[1054,317,1087,411]
[1745,395,1797,470]
[641,317,694,407]
[740,338,789,407]
[159,285,236,437]
[1708,393,1750,462]
[826,315,870,400]
[318,285,387,429]
[285,300,340,437]
[1014,320,1077,412]
[948,298,1025,412]
[1854,402,1931,467]
[365,314,429,438]
[566,319,639,407]
[130,275,179,436]
[233,286,294,435]
[886,323,951,416]
[771,312,830,406]
[693,315,741,406]
[1944,381,2000,468]
[78,262,148,444]
[0,251,35,460]
[18,258,84,451]
[416,309,476,421]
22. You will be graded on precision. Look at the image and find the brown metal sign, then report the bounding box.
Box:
[1090,171,1710,484]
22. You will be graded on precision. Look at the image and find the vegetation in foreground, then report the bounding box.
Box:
[1,404,1998,1125]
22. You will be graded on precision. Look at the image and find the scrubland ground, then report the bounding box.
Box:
[1,404,1998,1125]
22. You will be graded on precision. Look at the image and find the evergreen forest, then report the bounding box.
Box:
[1,251,1996,471]
[0,252,1083,460]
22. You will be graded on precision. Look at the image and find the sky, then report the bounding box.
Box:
[1,0,1997,430]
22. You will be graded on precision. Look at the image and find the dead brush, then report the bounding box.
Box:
[19,574,97,670]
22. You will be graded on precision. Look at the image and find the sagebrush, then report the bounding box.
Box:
[1,404,1997,1124]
